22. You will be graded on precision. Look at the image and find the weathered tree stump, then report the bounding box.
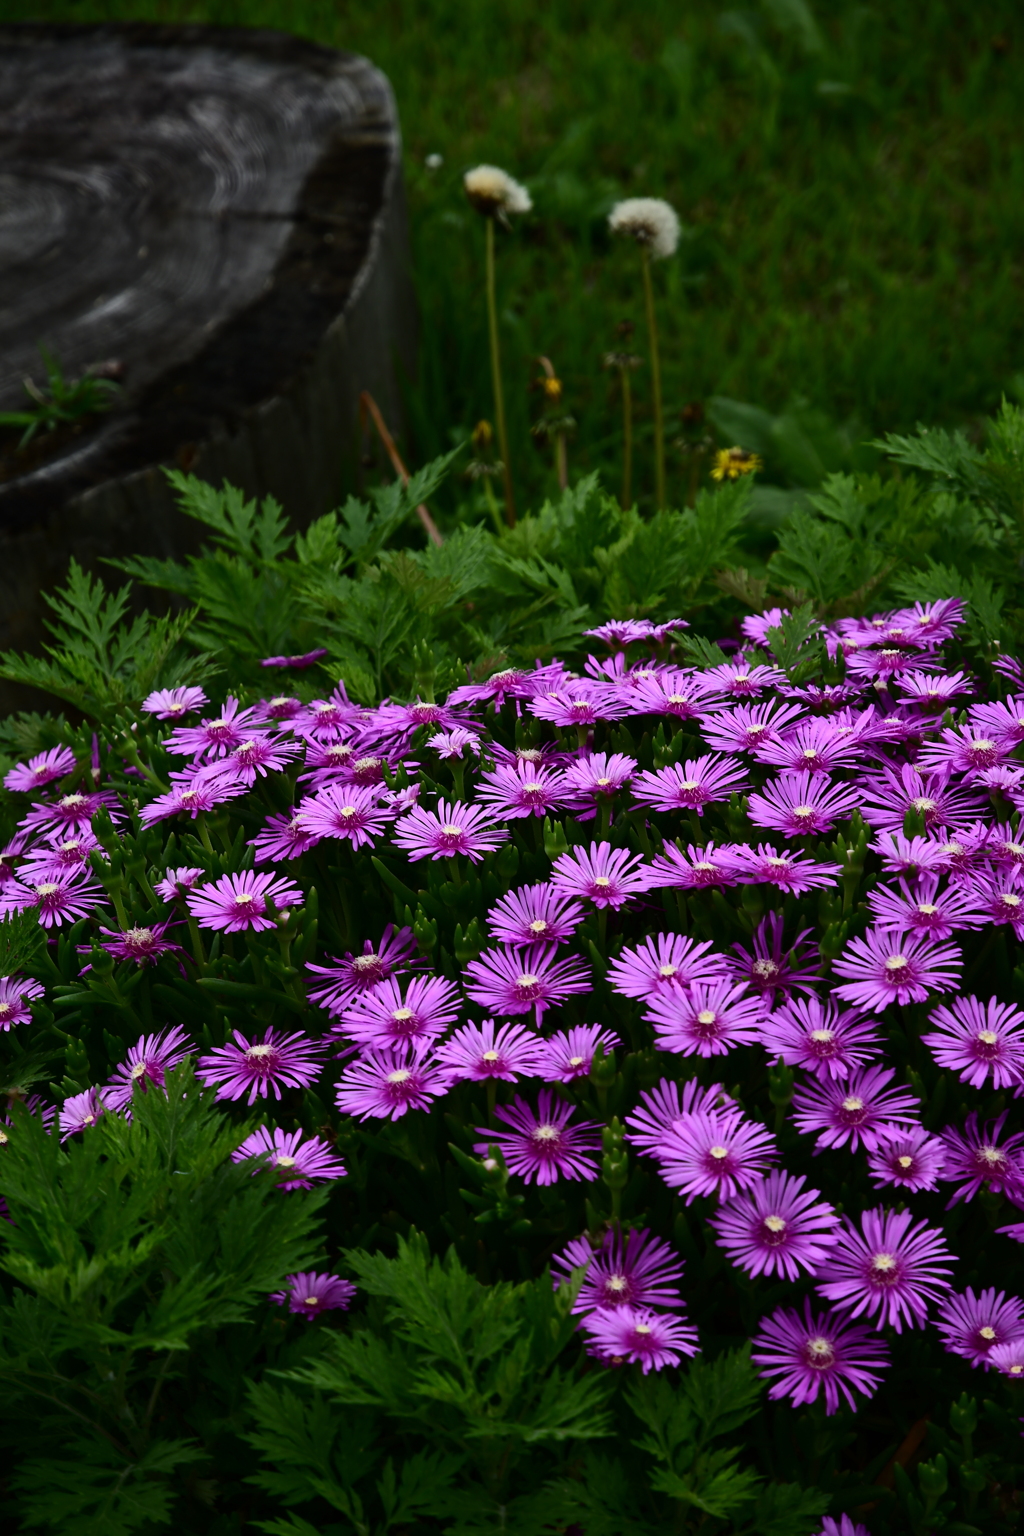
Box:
[0,23,415,668]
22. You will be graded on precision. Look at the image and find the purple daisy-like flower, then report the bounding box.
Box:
[250,809,320,864]
[0,869,105,928]
[606,932,729,1001]
[629,670,704,720]
[721,843,842,895]
[292,689,362,741]
[427,727,482,760]
[20,788,123,839]
[336,973,460,1051]
[935,1287,1024,1368]
[154,866,205,903]
[751,1299,889,1415]
[537,1023,621,1082]
[940,1112,1024,1206]
[816,1206,954,1332]
[582,1306,699,1372]
[866,1125,946,1192]
[895,670,972,708]
[97,920,184,968]
[232,1126,346,1189]
[475,760,569,820]
[866,872,986,940]
[631,755,747,815]
[270,1271,356,1318]
[486,883,584,946]
[747,771,860,839]
[335,1041,444,1120]
[306,925,419,1015]
[255,694,304,724]
[140,685,208,719]
[464,943,590,1024]
[434,1018,542,1084]
[552,1228,686,1313]
[870,832,946,879]
[760,997,882,1080]
[299,784,395,850]
[644,840,743,890]
[969,870,1024,938]
[753,715,872,776]
[658,1109,776,1204]
[739,606,791,647]
[727,913,820,1006]
[988,1340,1024,1379]
[921,995,1024,1089]
[857,762,984,835]
[549,841,651,909]
[139,766,247,826]
[585,618,659,646]
[392,797,507,863]
[562,751,637,819]
[210,731,301,786]
[60,1087,108,1140]
[103,1026,193,1114]
[18,830,101,884]
[709,1170,840,1281]
[164,695,257,760]
[528,681,630,728]
[791,1065,920,1154]
[4,745,76,793]
[196,1027,325,1104]
[0,975,45,1031]
[699,700,805,756]
[697,660,786,700]
[186,869,303,932]
[832,930,961,1012]
[473,1089,601,1186]
[646,978,763,1058]
[624,1078,729,1157]
[919,724,1009,776]
[259,648,329,669]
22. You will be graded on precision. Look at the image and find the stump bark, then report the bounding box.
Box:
[0,23,416,671]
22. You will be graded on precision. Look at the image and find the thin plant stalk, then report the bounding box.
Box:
[621,364,633,510]
[555,429,567,491]
[485,218,515,525]
[641,247,665,509]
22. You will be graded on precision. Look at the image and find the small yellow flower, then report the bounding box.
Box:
[541,375,563,404]
[711,446,763,481]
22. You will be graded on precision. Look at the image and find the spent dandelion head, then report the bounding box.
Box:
[463,164,532,223]
[712,446,764,482]
[608,197,680,259]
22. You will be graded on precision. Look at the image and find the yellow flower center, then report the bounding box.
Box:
[978,1029,999,1046]
[442,824,463,837]
[246,1044,274,1059]
[911,797,936,813]
[842,1096,864,1113]
[709,1144,729,1160]
[387,1069,412,1085]
[392,1008,415,1024]
[696,1009,717,1026]
[763,1214,786,1233]
[482,1050,500,1062]
[872,1252,897,1272]
[810,1028,834,1043]
[980,1326,997,1340]
[917,903,938,915]
[593,876,611,887]
[793,805,815,820]
[569,1055,584,1067]
[534,1124,560,1141]
[517,973,539,988]
[35,883,59,896]
[883,955,908,971]
[898,1155,913,1168]
[634,1324,653,1336]
[659,964,677,978]
[528,919,549,934]
[277,1155,296,1168]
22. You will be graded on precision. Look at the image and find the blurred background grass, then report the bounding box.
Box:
[9,0,1024,514]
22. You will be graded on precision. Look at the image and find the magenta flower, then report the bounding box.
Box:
[968,870,1024,938]
[866,872,986,940]
[709,1170,840,1281]
[259,648,328,669]
[232,1126,346,1189]
[728,913,820,1005]
[392,797,507,863]
[988,1340,1024,1379]
[832,930,961,1011]
[4,745,76,793]
[896,669,973,708]
[270,1271,356,1318]
[646,979,763,1058]
[562,752,637,818]
[631,756,747,815]
[104,1026,193,1113]
[866,1126,946,1192]
[528,682,630,728]
[255,694,304,723]
[427,727,482,760]
[196,1027,326,1104]
[697,660,785,699]
[60,1087,108,1140]
[475,761,569,819]
[940,1112,1024,1205]
[464,943,590,1024]
[623,1077,728,1158]
[486,883,584,946]
[473,1089,601,1185]
[658,1109,776,1204]
[791,1065,920,1153]
[20,788,123,838]
[250,810,320,864]
[870,832,946,879]
[921,994,1024,1089]
[186,870,303,932]
[297,737,361,787]
[18,830,100,883]
[753,715,871,775]
[857,762,984,835]
[746,771,860,839]
[97,920,184,967]
[299,784,394,850]
[721,843,842,894]
[336,974,460,1051]
[919,724,1008,776]
[552,1228,686,1313]
[935,1287,1024,1368]
[154,866,205,903]
[0,869,104,928]
[139,767,247,825]
[335,1041,444,1120]
[644,840,743,890]
[699,700,805,755]
[585,618,661,645]
[306,926,419,1015]
[141,685,208,719]
[751,1299,889,1415]
[449,664,561,708]
[164,695,257,760]
[739,606,791,646]
[549,841,651,909]
[816,1206,954,1332]
[607,932,728,1001]
[630,671,703,720]
[0,975,44,1031]
[582,1305,699,1372]
[537,1023,621,1081]
[211,732,300,786]
[292,689,362,740]
[761,998,881,1080]
[985,823,1024,872]
[434,1019,543,1084]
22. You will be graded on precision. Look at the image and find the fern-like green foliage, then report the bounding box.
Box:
[0,1065,328,1535]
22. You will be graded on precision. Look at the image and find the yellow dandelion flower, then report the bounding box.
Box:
[711,446,763,482]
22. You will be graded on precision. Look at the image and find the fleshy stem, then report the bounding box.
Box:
[486,217,515,525]
[641,246,665,509]
[620,363,633,510]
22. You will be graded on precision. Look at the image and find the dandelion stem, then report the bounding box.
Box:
[555,429,567,491]
[641,247,665,509]
[485,218,515,526]
[621,365,633,511]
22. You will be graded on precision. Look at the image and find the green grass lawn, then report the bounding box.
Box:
[10,0,1024,513]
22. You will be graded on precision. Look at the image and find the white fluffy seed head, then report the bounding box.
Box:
[608,197,680,258]
[464,164,533,219]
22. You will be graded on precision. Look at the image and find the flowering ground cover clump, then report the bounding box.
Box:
[1,598,1024,1533]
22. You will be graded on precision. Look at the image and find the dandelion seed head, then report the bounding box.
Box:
[608,196,680,258]
[464,164,532,217]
